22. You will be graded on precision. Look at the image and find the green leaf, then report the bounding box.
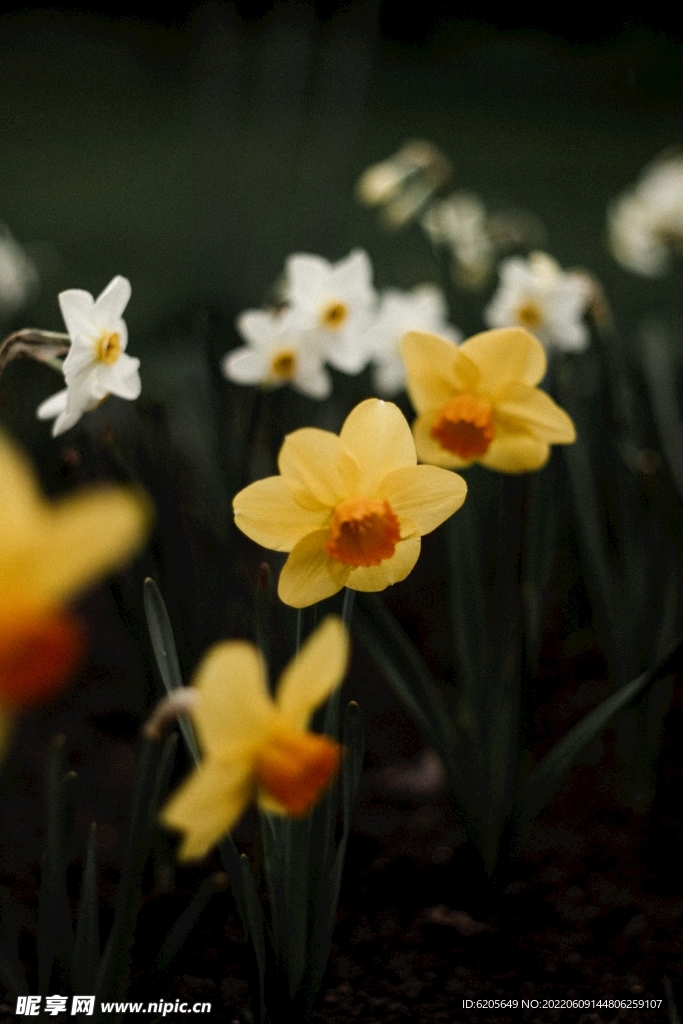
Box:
[38,736,75,996]
[153,872,226,976]
[74,823,100,994]
[513,633,683,837]
[641,324,683,502]
[301,701,365,1017]
[354,594,459,786]
[96,736,168,1002]
[144,577,201,767]
[239,854,267,1024]
[0,886,27,999]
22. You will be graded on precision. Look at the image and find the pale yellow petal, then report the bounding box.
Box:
[479,429,550,473]
[494,382,577,444]
[339,398,416,494]
[346,537,421,592]
[412,412,470,469]
[0,434,42,546]
[278,428,360,509]
[401,331,478,412]
[160,758,253,860]
[3,488,149,605]
[379,464,467,536]
[192,641,273,756]
[276,616,349,730]
[278,530,350,608]
[460,328,547,394]
[233,476,327,552]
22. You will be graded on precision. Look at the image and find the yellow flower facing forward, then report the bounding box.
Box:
[233,398,467,608]
[401,327,576,473]
[0,431,149,745]
[161,616,349,860]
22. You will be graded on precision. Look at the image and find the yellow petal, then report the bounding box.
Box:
[276,616,349,730]
[346,536,421,591]
[401,331,478,412]
[0,434,42,546]
[278,428,360,509]
[379,464,467,536]
[233,476,327,552]
[412,412,471,469]
[161,758,253,860]
[494,382,576,444]
[3,487,149,606]
[460,328,547,394]
[278,530,350,608]
[339,399,416,494]
[192,640,273,756]
[479,429,550,473]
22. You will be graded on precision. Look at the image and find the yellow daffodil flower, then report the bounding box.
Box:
[401,327,576,473]
[161,616,349,860]
[233,398,467,608]
[0,431,149,746]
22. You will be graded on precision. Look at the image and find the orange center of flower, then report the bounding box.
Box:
[255,728,341,815]
[270,348,297,380]
[320,300,348,331]
[0,609,83,707]
[515,299,544,331]
[96,331,121,366]
[324,498,401,567]
[431,393,496,459]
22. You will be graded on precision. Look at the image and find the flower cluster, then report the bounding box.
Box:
[222,250,459,398]
[484,252,592,352]
[37,276,141,437]
[608,153,683,277]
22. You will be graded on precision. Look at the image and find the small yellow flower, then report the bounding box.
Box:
[0,431,149,745]
[161,616,349,860]
[401,327,576,473]
[233,398,467,608]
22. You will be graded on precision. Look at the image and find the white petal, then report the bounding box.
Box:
[293,366,332,399]
[93,275,131,325]
[37,389,68,420]
[223,347,268,384]
[52,406,84,436]
[59,289,95,341]
[286,253,332,308]
[106,355,141,400]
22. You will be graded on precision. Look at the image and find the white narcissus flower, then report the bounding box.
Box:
[284,249,377,374]
[37,276,141,437]
[223,307,332,399]
[608,155,683,277]
[364,285,461,396]
[484,252,591,353]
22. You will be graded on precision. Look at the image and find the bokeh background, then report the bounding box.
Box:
[1,0,683,926]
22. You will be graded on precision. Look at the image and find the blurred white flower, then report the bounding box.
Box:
[356,141,452,229]
[223,307,331,399]
[422,193,495,289]
[0,226,38,313]
[284,249,377,374]
[484,252,591,352]
[609,154,683,276]
[365,285,461,396]
[37,276,140,436]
